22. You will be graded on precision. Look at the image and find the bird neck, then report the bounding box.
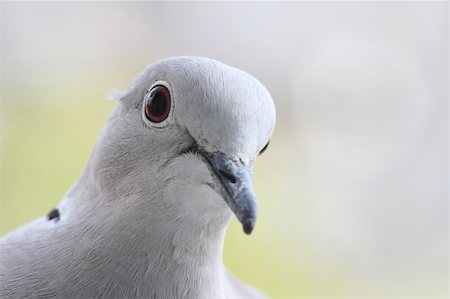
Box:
[134,207,231,298]
[62,164,233,298]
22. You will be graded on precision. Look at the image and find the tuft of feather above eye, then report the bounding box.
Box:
[107,90,126,101]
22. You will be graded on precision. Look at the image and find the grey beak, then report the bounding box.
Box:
[202,151,257,234]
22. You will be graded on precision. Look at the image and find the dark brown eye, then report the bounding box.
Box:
[259,141,270,156]
[144,85,171,123]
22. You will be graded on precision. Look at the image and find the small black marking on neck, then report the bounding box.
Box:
[47,208,60,222]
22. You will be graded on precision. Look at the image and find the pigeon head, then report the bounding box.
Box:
[89,56,276,234]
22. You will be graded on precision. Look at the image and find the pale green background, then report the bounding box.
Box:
[1,2,447,298]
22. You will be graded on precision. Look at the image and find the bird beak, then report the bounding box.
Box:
[201,151,257,235]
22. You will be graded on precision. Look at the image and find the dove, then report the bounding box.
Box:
[0,56,276,298]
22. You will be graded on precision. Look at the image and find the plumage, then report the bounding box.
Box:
[0,56,276,298]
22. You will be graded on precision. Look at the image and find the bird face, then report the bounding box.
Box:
[93,57,275,234]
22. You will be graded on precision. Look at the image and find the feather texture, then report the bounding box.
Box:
[0,56,275,299]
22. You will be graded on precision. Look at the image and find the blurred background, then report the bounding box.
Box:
[0,2,447,298]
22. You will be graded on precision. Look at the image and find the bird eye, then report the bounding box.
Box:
[258,141,270,156]
[142,82,174,129]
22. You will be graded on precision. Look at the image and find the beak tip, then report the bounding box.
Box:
[242,219,255,235]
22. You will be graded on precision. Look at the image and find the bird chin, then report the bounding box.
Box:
[204,181,232,210]
[165,149,236,228]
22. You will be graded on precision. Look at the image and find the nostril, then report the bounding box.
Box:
[219,170,237,184]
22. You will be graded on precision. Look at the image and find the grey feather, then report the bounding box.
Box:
[0,56,276,299]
